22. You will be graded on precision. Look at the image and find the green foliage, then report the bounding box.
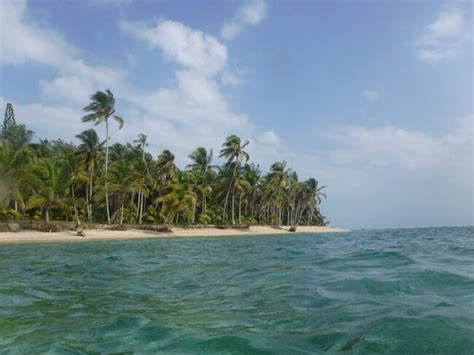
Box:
[0,96,328,227]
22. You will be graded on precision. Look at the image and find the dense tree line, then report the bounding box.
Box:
[0,90,327,227]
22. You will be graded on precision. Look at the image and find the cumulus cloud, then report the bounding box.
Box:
[1,1,280,163]
[0,97,84,139]
[415,8,470,63]
[121,20,228,77]
[40,60,128,104]
[221,0,268,40]
[0,0,74,66]
[1,0,128,104]
[119,18,282,163]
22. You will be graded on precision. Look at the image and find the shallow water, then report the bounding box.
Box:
[0,227,473,354]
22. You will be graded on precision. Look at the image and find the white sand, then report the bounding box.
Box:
[0,226,348,244]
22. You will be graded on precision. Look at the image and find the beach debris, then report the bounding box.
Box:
[76,229,86,237]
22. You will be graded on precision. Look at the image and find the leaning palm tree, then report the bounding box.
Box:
[219,135,249,224]
[82,89,124,224]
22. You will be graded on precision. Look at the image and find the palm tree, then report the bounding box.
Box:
[305,178,326,225]
[187,147,216,219]
[156,175,196,224]
[243,163,261,221]
[76,129,103,222]
[63,149,88,226]
[219,135,249,224]
[1,124,33,150]
[0,140,33,212]
[26,158,69,223]
[102,158,134,224]
[133,133,149,223]
[265,161,290,225]
[134,133,148,161]
[156,150,177,185]
[82,89,124,224]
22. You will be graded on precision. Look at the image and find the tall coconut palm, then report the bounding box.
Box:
[266,161,290,225]
[76,129,103,222]
[133,133,149,223]
[305,178,326,225]
[187,147,216,218]
[82,89,124,224]
[219,135,249,224]
[101,158,134,224]
[63,149,88,226]
[156,150,177,185]
[134,133,148,161]
[243,163,261,221]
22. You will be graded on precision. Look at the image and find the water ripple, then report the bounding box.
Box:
[0,226,473,353]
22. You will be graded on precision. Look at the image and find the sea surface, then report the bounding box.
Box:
[0,227,473,354]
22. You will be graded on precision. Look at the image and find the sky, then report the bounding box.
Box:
[0,0,472,229]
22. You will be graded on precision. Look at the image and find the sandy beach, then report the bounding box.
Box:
[0,226,348,245]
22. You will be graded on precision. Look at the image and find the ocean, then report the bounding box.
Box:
[0,226,473,353]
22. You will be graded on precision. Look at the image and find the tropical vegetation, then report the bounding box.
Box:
[0,90,327,227]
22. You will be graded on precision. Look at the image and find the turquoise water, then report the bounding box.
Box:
[0,227,473,354]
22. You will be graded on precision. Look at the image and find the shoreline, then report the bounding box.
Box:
[0,226,348,245]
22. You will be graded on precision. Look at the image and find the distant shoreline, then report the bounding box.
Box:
[0,226,348,245]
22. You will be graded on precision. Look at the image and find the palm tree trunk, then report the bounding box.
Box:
[120,201,124,225]
[231,187,235,225]
[105,119,111,224]
[202,191,206,216]
[88,169,93,222]
[72,186,79,227]
[45,208,50,223]
[223,161,238,223]
[223,176,233,223]
[239,196,242,225]
[136,191,141,220]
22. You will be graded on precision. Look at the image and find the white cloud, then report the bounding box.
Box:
[302,117,474,228]
[121,20,228,77]
[321,117,473,170]
[118,18,281,163]
[415,8,470,63]
[0,0,74,66]
[0,97,84,139]
[221,0,268,40]
[40,60,128,104]
[1,2,279,164]
[0,0,129,105]
[362,90,380,104]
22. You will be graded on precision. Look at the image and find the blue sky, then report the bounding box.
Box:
[1,0,472,228]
